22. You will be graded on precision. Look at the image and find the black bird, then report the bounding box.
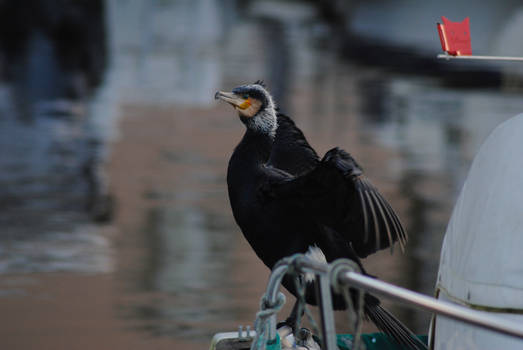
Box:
[215,82,425,349]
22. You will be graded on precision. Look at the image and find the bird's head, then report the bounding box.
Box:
[215,81,277,138]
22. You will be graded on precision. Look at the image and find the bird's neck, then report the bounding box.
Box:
[240,105,278,139]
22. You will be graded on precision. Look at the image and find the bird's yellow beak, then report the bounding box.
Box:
[215,91,251,110]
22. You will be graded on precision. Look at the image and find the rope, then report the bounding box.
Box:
[330,259,366,350]
[283,254,321,341]
[250,254,304,350]
[252,253,322,349]
[251,292,286,350]
[251,255,366,350]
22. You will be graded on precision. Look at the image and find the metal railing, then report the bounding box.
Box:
[339,271,523,340]
[252,254,523,350]
[437,53,523,62]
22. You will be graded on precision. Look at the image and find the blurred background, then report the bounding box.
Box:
[2,0,523,349]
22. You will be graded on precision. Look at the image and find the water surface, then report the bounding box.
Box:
[2,0,523,348]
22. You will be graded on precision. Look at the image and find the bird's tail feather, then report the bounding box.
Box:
[364,304,428,350]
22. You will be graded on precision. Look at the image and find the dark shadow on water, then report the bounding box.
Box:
[0,0,110,273]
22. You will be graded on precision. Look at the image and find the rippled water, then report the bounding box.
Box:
[3,0,523,347]
[0,37,111,274]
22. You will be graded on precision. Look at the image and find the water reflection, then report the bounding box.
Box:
[108,0,523,338]
[105,0,226,105]
[356,78,523,327]
[4,0,523,346]
[128,205,241,336]
[0,8,111,273]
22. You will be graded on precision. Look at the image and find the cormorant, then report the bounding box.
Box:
[215,81,426,350]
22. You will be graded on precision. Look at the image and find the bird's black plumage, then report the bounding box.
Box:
[216,82,424,350]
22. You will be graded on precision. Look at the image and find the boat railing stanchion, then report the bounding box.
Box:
[314,272,337,350]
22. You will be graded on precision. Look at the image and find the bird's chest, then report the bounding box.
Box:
[228,180,312,263]
[227,172,264,231]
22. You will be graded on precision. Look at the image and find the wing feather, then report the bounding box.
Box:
[358,190,370,244]
[364,190,381,250]
[370,190,394,254]
[352,174,407,256]
[260,147,408,258]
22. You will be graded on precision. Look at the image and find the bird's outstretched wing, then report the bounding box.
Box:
[261,147,407,258]
[268,113,320,176]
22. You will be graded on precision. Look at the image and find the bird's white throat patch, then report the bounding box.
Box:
[251,106,277,138]
[240,84,278,138]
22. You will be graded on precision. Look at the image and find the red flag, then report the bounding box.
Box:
[437,16,472,56]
